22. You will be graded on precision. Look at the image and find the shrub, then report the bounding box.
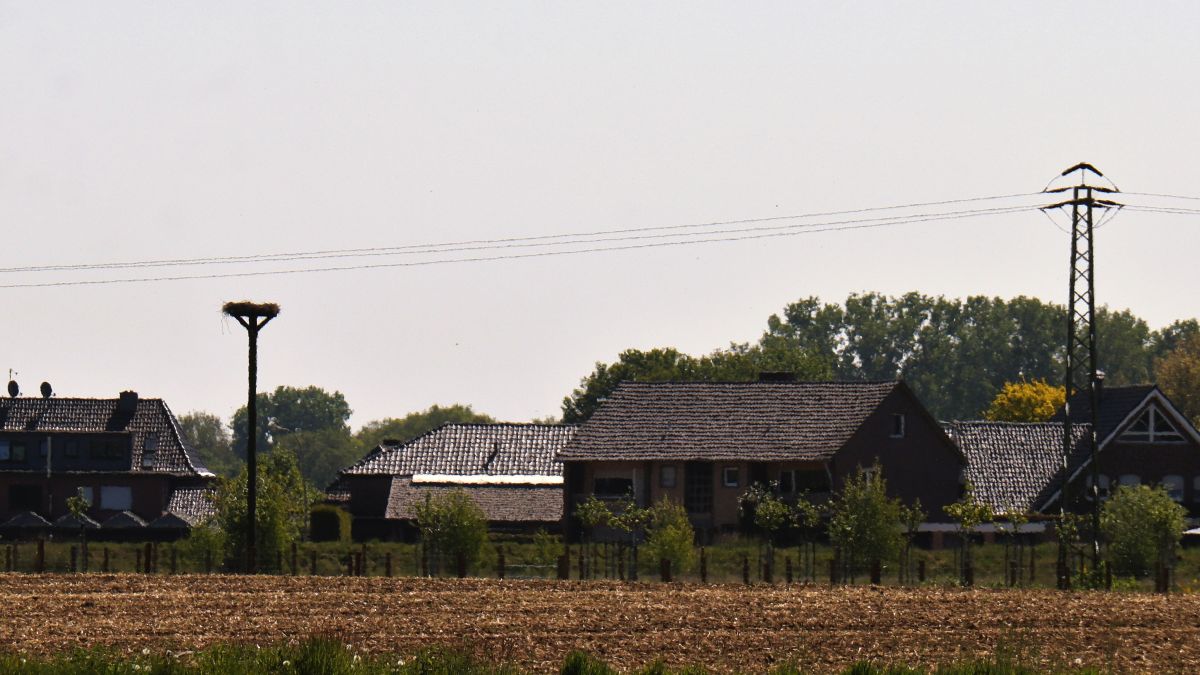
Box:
[643,496,696,574]
[310,503,352,542]
[412,489,489,568]
[212,447,316,572]
[1102,484,1187,577]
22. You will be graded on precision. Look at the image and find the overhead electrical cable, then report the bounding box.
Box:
[0,192,1045,276]
[0,205,1042,289]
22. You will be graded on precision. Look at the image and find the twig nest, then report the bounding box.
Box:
[222,301,281,319]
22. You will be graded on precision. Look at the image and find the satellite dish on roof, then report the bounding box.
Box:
[7,381,18,398]
[40,382,52,399]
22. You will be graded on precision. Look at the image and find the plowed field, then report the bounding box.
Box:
[0,575,1198,673]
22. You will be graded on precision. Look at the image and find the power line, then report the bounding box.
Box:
[1122,191,1200,202]
[0,205,1041,289]
[0,192,1044,276]
[0,203,1040,276]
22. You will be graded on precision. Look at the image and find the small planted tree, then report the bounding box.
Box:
[898,499,925,585]
[608,493,650,580]
[738,482,791,578]
[643,496,696,575]
[828,465,903,583]
[996,509,1029,586]
[214,447,315,573]
[65,493,90,572]
[1102,484,1187,579]
[943,482,992,586]
[575,495,612,578]
[411,489,488,576]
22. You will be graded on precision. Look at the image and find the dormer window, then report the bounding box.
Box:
[141,433,158,469]
[1119,407,1185,444]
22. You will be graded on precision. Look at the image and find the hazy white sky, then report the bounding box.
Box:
[2,2,1198,428]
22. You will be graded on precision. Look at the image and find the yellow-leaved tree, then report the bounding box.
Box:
[984,379,1066,422]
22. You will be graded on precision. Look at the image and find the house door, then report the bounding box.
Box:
[684,462,713,514]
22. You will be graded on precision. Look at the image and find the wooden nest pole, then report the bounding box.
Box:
[222,301,280,574]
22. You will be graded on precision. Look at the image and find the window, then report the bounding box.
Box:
[659,465,677,489]
[722,466,740,488]
[1118,474,1140,488]
[141,433,158,469]
[593,477,633,499]
[64,439,79,458]
[10,442,25,463]
[38,439,47,457]
[78,487,94,506]
[0,441,9,461]
[779,469,796,494]
[100,486,133,511]
[1162,475,1185,502]
[1120,407,1186,443]
[890,414,906,438]
[1085,474,1111,500]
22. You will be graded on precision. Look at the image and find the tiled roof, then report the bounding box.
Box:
[947,421,1091,513]
[53,512,100,530]
[385,476,563,523]
[1052,385,1156,443]
[342,423,576,477]
[166,487,216,525]
[0,395,213,477]
[559,381,900,461]
[0,511,51,529]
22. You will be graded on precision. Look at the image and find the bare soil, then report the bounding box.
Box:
[0,575,1197,673]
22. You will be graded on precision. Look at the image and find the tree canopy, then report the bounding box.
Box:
[984,379,1066,423]
[564,292,1186,422]
[1155,332,1200,426]
[230,385,352,458]
[353,404,496,453]
[178,411,240,478]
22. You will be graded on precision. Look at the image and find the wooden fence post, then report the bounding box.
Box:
[276,549,283,575]
[828,557,837,586]
[360,544,368,576]
[135,549,142,574]
[699,547,707,584]
[82,541,89,574]
[497,548,505,580]
[870,560,882,586]
[659,558,671,583]
[35,540,45,573]
[204,549,212,574]
[764,554,773,584]
[345,552,353,576]
[310,549,318,576]
[385,551,393,578]
[4,545,10,572]
[171,547,178,575]
[742,555,750,586]
[785,557,793,585]
[577,544,585,581]
[70,546,78,573]
[103,547,110,574]
[1008,560,1017,587]
[617,544,626,581]
[143,543,152,574]
[291,542,298,576]
[456,552,467,579]
[917,559,926,583]
[556,553,569,580]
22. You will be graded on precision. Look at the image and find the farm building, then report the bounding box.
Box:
[0,388,216,540]
[331,423,578,541]
[949,384,1200,516]
[558,378,965,539]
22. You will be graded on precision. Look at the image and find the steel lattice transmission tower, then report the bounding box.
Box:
[1042,163,1121,577]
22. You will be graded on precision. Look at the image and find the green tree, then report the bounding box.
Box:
[1102,484,1187,577]
[178,411,240,478]
[411,490,489,571]
[231,385,352,457]
[1155,332,1200,425]
[213,447,316,572]
[643,496,696,574]
[828,465,904,582]
[1151,319,1200,363]
[353,404,496,453]
[274,428,361,490]
[984,379,1066,422]
[1096,308,1154,386]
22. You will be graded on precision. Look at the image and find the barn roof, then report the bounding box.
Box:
[385,476,563,523]
[559,381,900,461]
[947,421,1091,513]
[342,423,575,477]
[0,394,212,477]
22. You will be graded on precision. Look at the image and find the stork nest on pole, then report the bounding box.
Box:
[222,301,281,320]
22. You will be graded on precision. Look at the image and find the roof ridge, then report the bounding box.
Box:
[616,380,900,386]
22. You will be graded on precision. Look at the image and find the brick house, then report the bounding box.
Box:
[0,390,216,539]
[557,380,965,539]
[333,423,577,541]
[948,384,1200,516]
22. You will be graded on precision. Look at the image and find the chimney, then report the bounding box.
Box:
[757,372,797,383]
[117,390,139,413]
